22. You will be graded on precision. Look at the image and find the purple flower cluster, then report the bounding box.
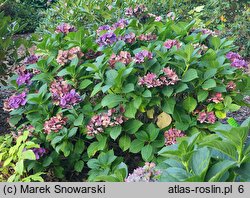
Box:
[32,147,46,160]
[197,111,216,124]
[3,92,27,112]
[109,51,132,68]
[23,54,39,65]
[207,93,224,103]
[55,23,77,34]
[119,32,136,44]
[138,67,179,88]
[113,19,128,29]
[96,32,117,47]
[164,39,181,49]
[49,77,81,108]
[96,25,111,35]
[43,114,68,134]
[226,52,248,68]
[134,50,153,63]
[16,71,33,86]
[125,162,161,182]
[138,33,157,41]
[164,128,185,146]
[56,46,84,66]
[87,107,126,136]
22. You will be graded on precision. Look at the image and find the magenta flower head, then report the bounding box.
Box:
[43,114,67,134]
[119,32,136,44]
[109,51,132,68]
[32,148,46,160]
[226,52,248,68]
[96,32,117,47]
[3,92,27,112]
[207,93,224,103]
[125,162,161,182]
[60,89,81,108]
[134,50,153,63]
[138,33,157,41]
[164,128,185,146]
[55,23,77,34]
[138,73,161,88]
[164,39,181,49]
[226,81,236,91]
[226,52,241,61]
[197,111,216,124]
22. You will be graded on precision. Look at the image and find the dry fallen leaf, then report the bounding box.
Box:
[156,112,172,129]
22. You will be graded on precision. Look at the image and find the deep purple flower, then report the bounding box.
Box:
[16,72,33,86]
[96,25,111,35]
[60,89,81,108]
[96,32,117,47]
[23,54,39,65]
[32,148,46,160]
[3,92,27,111]
[226,52,248,68]
[134,50,153,63]
[226,52,241,61]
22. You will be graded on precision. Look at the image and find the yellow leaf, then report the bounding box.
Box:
[156,112,172,129]
[146,109,154,119]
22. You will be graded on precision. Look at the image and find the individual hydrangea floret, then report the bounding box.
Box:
[197,111,216,124]
[55,23,77,34]
[23,54,39,65]
[138,67,179,88]
[32,147,46,160]
[226,81,236,91]
[119,32,136,44]
[96,25,111,35]
[164,128,185,146]
[109,51,132,68]
[56,47,84,66]
[207,93,224,103]
[96,32,117,47]
[50,77,81,108]
[43,114,68,134]
[3,92,27,112]
[164,39,181,49]
[87,107,126,136]
[134,50,153,63]
[226,52,248,68]
[138,33,157,41]
[125,162,161,182]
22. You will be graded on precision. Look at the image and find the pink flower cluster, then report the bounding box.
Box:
[56,47,84,66]
[3,92,27,112]
[192,43,208,55]
[49,78,81,108]
[43,114,68,134]
[87,107,126,136]
[55,23,77,34]
[226,81,236,91]
[109,51,132,68]
[197,111,216,124]
[164,128,185,146]
[125,5,148,17]
[164,39,181,49]
[226,52,248,68]
[125,162,161,182]
[207,93,224,103]
[134,50,153,63]
[200,28,219,36]
[12,125,34,140]
[138,67,179,88]
[138,33,157,41]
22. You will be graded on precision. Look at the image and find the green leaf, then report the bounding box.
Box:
[228,104,241,112]
[74,160,84,172]
[110,126,122,140]
[175,83,188,93]
[189,147,211,177]
[51,136,64,146]
[79,79,92,90]
[15,160,24,175]
[124,119,143,134]
[113,40,125,54]
[124,102,137,118]
[90,82,102,97]
[204,69,217,80]
[105,70,118,85]
[129,139,144,153]
[182,69,198,82]
[119,135,131,151]
[141,144,153,161]
[42,157,53,167]
[147,123,160,142]
[122,83,134,93]
[202,79,216,90]
[206,160,236,182]
[142,90,152,97]
[162,98,176,114]
[87,142,99,157]
[74,114,84,126]
[162,86,174,97]
[197,90,209,102]
[68,127,78,138]
[183,97,197,113]
[21,150,36,160]
[101,94,126,108]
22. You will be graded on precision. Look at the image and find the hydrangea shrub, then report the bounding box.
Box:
[3,5,250,181]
